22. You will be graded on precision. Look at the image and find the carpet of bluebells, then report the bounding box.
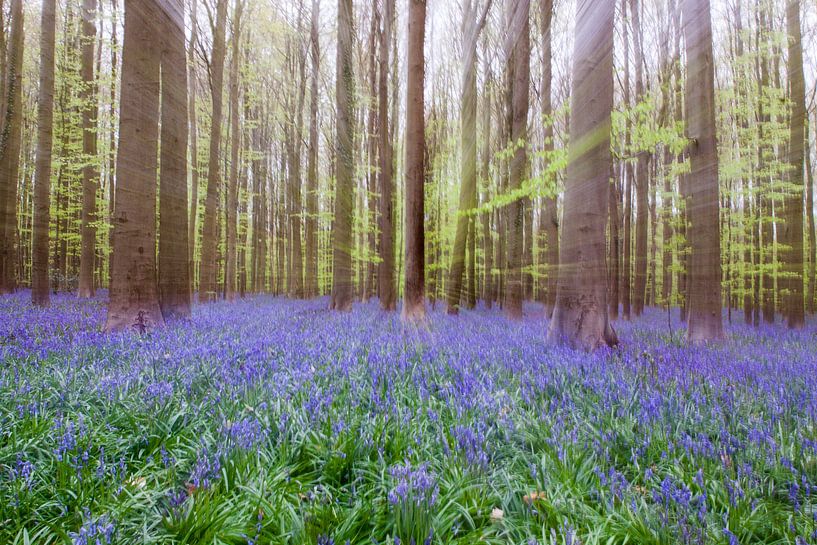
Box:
[1,291,817,545]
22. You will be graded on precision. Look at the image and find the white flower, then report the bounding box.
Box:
[490,507,504,523]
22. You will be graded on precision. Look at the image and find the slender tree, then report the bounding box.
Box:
[105,0,163,332]
[305,0,321,298]
[32,0,57,307]
[402,0,427,323]
[199,0,228,302]
[331,0,355,311]
[378,0,397,310]
[188,0,200,285]
[541,0,558,316]
[546,0,617,350]
[225,0,245,301]
[682,0,723,342]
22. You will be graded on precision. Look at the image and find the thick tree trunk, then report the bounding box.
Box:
[402,0,427,323]
[331,0,355,311]
[158,0,191,319]
[305,0,321,298]
[105,0,164,332]
[188,0,199,289]
[504,0,529,320]
[198,0,228,303]
[682,0,723,342]
[78,0,98,298]
[546,0,617,351]
[783,0,805,328]
[32,0,57,307]
[0,0,23,294]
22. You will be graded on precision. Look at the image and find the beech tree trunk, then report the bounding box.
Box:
[546,0,617,351]
[631,0,647,316]
[188,0,200,288]
[158,0,191,319]
[32,0,57,307]
[305,0,321,298]
[783,0,805,328]
[105,0,164,332]
[225,0,244,301]
[0,0,23,294]
[378,0,396,310]
[78,0,99,298]
[682,0,723,342]
[330,0,355,311]
[198,0,228,303]
[621,0,632,320]
[402,0,427,323]
[541,0,558,316]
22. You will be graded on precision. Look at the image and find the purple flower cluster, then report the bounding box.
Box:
[388,461,438,507]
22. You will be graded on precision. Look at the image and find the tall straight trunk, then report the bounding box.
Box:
[188,0,199,287]
[546,0,617,350]
[682,0,723,342]
[402,0,427,323]
[783,0,805,328]
[107,0,119,287]
[32,0,57,307]
[504,0,530,320]
[225,0,244,301]
[198,0,228,302]
[289,31,307,299]
[305,0,321,298]
[0,0,23,294]
[78,0,98,298]
[807,121,815,314]
[364,2,379,301]
[446,0,489,314]
[379,0,397,310]
[609,167,620,318]
[621,0,632,319]
[158,0,191,319]
[541,0,557,315]
[105,0,163,332]
[632,0,648,316]
[757,8,774,323]
[330,0,355,311]
[481,74,493,309]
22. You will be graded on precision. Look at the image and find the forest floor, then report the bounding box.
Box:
[1,292,816,545]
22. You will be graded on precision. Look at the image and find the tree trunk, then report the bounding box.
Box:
[188,0,199,289]
[632,0,648,316]
[158,0,191,319]
[546,0,617,351]
[402,0,427,323]
[0,0,23,294]
[541,0,557,315]
[305,0,321,298]
[105,0,164,332]
[783,0,805,328]
[682,0,723,342]
[378,0,396,310]
[807,122,815,314]
[330,0,355,311]
[198,0,228,303]
[78,0,98,298]
[225,0,244,302]
[621,0,632,320]
[32,0,57,307]
[481,72,493,309]
[504,0,529,320]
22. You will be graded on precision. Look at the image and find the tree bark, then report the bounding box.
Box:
[198,0,228,303]
[32,0,57,307]
[783,0,805,328]
[682,0,723,342]
[225,0,244,301]
[105,0,164,332]
[541,0,558,316]
[402,0,427,323]
[188,0,200,288]
[0,0,23,294]
[378,0,396,310]
[546,0,617,351]
[631,0,648,316]
[305,0,321,298]
[330,0,355,311]
[158,0,191,319]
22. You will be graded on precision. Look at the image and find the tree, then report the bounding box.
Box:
[188,0,200,285]
[158,0,192,319]
[330,0,355,311]
[305,0,321,299]
[105,0,163,332]
[199,0,228,303]
[402,0,427,324]
[783,0,805,329]
[0,0,23,294]
[540,0,558,317]
[546,0,617,351]
[631,0,648,316]
[504,0,530,320]
[225,0,245,301]
[32,0,57,307]
[378,0,397,311]
[79,0,99,298]
[446,0,491,315]
[682,0,723,342]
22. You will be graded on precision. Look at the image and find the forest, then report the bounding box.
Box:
[1,0,816,543]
